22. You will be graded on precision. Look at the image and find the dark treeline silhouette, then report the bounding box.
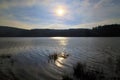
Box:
[0,24,120,37]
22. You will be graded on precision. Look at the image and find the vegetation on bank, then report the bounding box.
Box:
[62,62,105,80]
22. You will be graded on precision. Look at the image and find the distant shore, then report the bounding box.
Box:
[0,24,120,37]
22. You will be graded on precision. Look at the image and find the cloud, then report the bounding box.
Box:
[0,0,59,9]
[74,18,120,29]
[0,19,33,29]
[94,0,112,8]
[0,0,120,29]
[0,0,36,9]
[72,0,120,24]
[0,16,119,29]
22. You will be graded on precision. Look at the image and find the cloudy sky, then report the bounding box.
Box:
[0,0,120,29]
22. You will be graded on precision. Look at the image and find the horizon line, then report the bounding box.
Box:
[0,24,120,30]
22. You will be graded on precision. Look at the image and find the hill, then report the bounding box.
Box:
[0,24,120,37]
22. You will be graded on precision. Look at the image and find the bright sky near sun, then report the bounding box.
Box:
[56,7,65,16]
[55,6,67,17]
[0,0,120,29]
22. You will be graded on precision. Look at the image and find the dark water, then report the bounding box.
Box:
[0,37,120,80]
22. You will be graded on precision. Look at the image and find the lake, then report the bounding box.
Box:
[0,37,120,80]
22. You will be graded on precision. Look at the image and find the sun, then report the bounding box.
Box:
[56,8,65,16]
[55,6,66,16]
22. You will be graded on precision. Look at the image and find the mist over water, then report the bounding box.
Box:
[0,37,120,80]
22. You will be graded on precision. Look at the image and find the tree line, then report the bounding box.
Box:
[0,24,120,37]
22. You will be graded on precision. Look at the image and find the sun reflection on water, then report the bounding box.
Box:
[55,57,65,67]
[51,37,67,40]
[51,37,68,46]
[50,37,69,67]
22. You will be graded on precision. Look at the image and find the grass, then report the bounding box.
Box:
[0,54,11,58]
[48,52,69,62]
[62,54,120,80]
[0,54,14,65]
[74,63,105,80]
[48,53,58,62]
[62,75,73,80]
[62,62,105,80]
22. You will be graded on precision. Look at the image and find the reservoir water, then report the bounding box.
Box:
[0,37,120,80]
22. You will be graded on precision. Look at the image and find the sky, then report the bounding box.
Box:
[0,0,120,29]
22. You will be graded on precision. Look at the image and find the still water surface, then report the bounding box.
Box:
[0,37,120,80]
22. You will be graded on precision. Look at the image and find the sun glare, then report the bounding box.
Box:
[55,6,66,16]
